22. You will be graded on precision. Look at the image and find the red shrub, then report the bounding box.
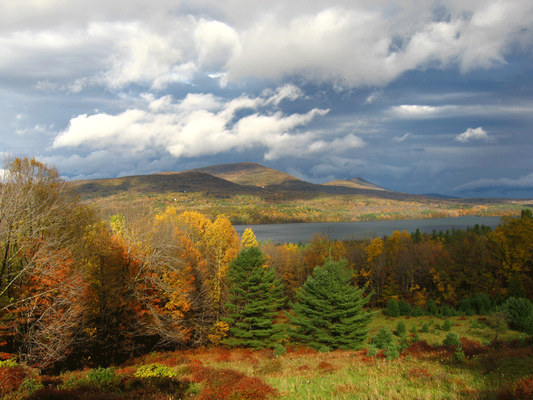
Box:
[0,366,28,395]
[215,348,232,362]
[192,366,278,400]
[459,337,487,358]
[0,352,14,361]
[318,362,336,373]
[40,375,63,388]
[406,367,432,380]
[514,376,533,400]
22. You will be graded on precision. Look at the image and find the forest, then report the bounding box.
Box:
[1,157,533,399]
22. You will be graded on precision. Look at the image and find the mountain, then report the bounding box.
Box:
[187,162,297,187]
[70,162,424,201]
[322,177,388,191]
[72,170,263,199]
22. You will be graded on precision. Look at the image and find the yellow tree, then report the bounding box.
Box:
[262,242,303,302]
[365,237,386,305]
[158,209,240,342]
[110,213,199,347]
[203,215,240,320]
[241,228,258,248]
[489,212,533,295]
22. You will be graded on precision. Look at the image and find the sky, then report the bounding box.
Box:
[1,0,533,198]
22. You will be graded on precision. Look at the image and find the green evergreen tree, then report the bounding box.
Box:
[386,298,400,317]
[221,247,285,348]
[286,259,375,350]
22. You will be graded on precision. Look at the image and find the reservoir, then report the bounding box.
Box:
[233,215,504,243]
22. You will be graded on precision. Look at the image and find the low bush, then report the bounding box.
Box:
[273,343,287,357]
[386,299,400,317]
[440,305,457,317]
[395,320,406,336]
[425,299,438,316]
[453,346,465,363]
[514,376,533,400]
[411,306,425,317]
[87,367,118,391]
[398,299,412,316]
[0,359,32,397]
[442,319,453,331]
[500,297,533,332]
[443,332,461,347]
[373,327,395,349]
[384,343,399,360]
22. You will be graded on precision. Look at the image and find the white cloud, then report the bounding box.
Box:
[52,86,362,162]
[393,133,411,141]
[454,127,491,142]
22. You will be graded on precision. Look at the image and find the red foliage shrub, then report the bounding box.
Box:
[192,365,278,400]
[318,361,336,373]
[406,367,432,380]
[459,337,487,358]
[0,365,28,395]
[402,340,453,358]
[40,375,63,388]
[215,348,232,362]
[0,352,14,360]
[25,387,126,400]
[297,365,310,371]
[287,346,318,356]
[514,376,533,399]
[459,316,468,321]
[360,356,376,364]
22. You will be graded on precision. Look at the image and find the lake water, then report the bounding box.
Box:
[233,215,504,243]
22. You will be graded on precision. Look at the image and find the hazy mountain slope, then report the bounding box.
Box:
[72,171,262,199]
[323,177,388,191]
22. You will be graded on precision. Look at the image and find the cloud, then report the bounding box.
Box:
[393,133,411,141]
[454,127,491,142]
[453,173,533,193]
[51,85,368,163]
[1,1,532,92]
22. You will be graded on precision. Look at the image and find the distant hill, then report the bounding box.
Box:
[422,193,461,199]
[323,177,388,191]
[72,171,263,199]
[70,162,434,202]
[188,162,297,187]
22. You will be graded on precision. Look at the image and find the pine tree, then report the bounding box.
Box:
[221,247,286,348]
[286,259,375,350]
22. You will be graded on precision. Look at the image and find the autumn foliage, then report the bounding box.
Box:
[1,156,533,376]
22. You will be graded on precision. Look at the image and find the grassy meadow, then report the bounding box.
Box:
[3,313,532,400]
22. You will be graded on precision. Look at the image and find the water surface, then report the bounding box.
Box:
[234,216,504,243]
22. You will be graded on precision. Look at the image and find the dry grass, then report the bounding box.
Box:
[2,314,532,400]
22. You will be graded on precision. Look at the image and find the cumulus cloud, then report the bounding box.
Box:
[2,1,532,91]
[52,85,366,162]
[454,127,491,142]
[453,173,533,193]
